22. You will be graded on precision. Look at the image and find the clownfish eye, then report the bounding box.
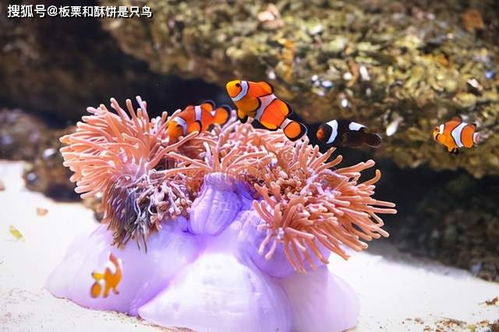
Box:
[235,82,241,88]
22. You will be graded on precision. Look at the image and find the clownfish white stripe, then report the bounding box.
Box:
[326,120,339,144]
[232,80,249,102]
[254,94,276,121]
[106,261,116,274]
[194,105,202,122]
[439,124,445,134]
[451,122,467,147]
[280,118,291,128]
[173,116,187,136]
[348,122,365,131]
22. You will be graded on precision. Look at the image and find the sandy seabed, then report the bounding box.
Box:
[0,160,497,332]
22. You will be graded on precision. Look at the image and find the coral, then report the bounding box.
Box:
[50,96,396,331]
[99,0,499,177]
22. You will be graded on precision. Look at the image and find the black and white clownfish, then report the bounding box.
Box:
[316,119,382,148]
[226,80,307,141]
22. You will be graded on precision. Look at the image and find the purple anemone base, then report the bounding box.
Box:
[47,173,360,332]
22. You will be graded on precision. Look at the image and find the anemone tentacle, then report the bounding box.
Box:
[61,97,396,269]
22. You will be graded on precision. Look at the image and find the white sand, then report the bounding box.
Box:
[0,160,497,332]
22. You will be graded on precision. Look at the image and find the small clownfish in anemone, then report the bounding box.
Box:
[316,119,382,148]
[432,116,480,154]
[166,101,231,142]
[90,253,123,298]
[225,80,307,141]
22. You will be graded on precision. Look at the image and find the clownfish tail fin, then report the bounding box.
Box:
[473,132,481,144]
[364,133,382,148]
[201,100,216,111]
[282,119,307,141]
[90,280,104,298]
[92,272,104,280]
[213,105,231,126]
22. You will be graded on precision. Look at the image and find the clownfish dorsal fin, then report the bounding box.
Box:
[258,81,274,94]
[450,115,463,122]
[201,100,215,111]
[213,105,231,126]
[182,105,194,114]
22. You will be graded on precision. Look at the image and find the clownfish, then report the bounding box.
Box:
[166,101,231,141]
[226,80,307,141]
[316,119,382,148]
[90,253,122,298]
[433,116,480,154]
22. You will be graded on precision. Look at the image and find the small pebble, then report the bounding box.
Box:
[321,80,333,88]
[343,72,353,81]
[340,98,350,108]
[36,207,49,216]
[484,70,496,80]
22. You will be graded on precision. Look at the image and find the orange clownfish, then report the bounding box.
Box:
[432,116,480,154]
[90,253,123,298]
[166,101,231,141]
[226,80,307,141]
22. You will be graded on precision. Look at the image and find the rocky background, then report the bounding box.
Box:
[0,0,497,281]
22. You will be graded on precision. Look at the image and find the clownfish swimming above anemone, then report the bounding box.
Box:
[166,101,231,142]
[432,116,480,154]
[316,119,382,148]
[226,80,307,141]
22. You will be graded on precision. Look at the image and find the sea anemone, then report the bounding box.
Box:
[60,97,199,246]
[49,96,397,331]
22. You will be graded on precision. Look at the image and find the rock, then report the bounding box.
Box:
[0,108,47,160]
[99,0,499,177]
[389,172,499,282]
[0,1,222,123]
[22,127,78,201]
